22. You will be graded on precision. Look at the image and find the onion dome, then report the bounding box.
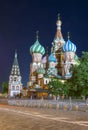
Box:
[37,67,45,74]
[30,31,45,55]
[63,32,76,52]
[48,54,57,62]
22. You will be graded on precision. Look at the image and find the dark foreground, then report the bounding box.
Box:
[0,104,88,130]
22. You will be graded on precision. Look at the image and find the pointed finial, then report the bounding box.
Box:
[58,13,60,20]
[36,30,39,40]
[15,50,17,58]
[56,13,62,28]
[67,32,70,39]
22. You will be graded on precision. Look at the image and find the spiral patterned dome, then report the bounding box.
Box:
[48,54,57,62]
[63,39,76,52]
[30,39,45,55]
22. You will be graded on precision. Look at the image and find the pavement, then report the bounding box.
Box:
[0,104,88,130]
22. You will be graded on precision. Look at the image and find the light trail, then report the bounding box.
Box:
[0,107,88,127]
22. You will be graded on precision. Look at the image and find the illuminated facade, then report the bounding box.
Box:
[8,15,79,98]
[8,51,23,97]
[27,15,79,98]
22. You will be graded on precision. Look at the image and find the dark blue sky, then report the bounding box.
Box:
[0,0,88,90]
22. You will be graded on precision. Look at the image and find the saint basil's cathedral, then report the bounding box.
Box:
[8,15,79,98]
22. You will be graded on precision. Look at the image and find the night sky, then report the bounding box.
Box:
[0,0,88,90]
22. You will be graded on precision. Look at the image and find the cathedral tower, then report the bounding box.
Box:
[27,32,45,88]
[51,14,65,76]
[8,50,23,97]
[63,33,77,78]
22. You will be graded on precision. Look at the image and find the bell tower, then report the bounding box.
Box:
[8,50,23,97]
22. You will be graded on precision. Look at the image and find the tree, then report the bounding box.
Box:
[48,79,60,98]
[68,51,88,97]
[2,82,8,94]
[48,78,70,99]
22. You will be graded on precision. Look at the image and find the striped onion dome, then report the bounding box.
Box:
[37,67,45,74]
[63,39,76,52]
[48,54,57,62]
[30,39,45,55]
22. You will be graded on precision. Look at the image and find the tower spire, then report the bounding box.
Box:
[67,32,70,39]
[11,50,20,76]
[13,50,19,66]
[51,14,65,53]
[15,49,17,58]
[36,30,39,40]
[58,13,60,20]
